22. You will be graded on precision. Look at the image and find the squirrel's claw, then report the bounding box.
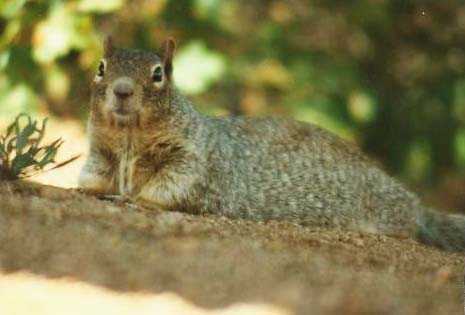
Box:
[98,194,133,204]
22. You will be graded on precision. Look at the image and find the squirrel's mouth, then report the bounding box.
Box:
[110,98,137,115]
[106,108,140,128]
[113,106,132,115]
[104,95,142,127]
[108,113,140,128]
[111,109,138,122]
[110,105,136,117]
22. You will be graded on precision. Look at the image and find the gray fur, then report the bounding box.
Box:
[79,42,465,251]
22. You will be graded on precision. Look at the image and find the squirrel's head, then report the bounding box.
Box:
[90,36,176,127]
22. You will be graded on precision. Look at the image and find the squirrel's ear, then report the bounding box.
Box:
[158,38,176,79]
[103,36,114,57]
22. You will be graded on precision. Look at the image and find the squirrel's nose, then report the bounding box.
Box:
[112,77,134,99]
[114,89,133,99]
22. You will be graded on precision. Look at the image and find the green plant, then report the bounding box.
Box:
[0,113,79,180]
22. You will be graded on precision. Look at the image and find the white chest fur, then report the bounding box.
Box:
[118,136,138,196]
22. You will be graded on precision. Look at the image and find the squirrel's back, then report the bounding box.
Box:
[192,116,417,234]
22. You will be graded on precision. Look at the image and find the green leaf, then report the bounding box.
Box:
[16,117,37,155]
[0,0,28,19]
[174,41,226,95]
[194,0,221,19]
[49,154,80,171]
[455,129,465,169]
[0,20,20,49]
[37,138,63,167]
[0,139,6,160]
[38,146,58,168]
[6,120,15,138]
[25,143,40,158]
[32,3,92,63]
[77,0,124,13]
[347,90,377,123]
[0,113,78,179]
[7,136,16,153]
[11,154,35,176]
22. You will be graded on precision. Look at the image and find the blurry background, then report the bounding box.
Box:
[1,0,464,211]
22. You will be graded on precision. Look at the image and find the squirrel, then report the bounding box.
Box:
[79,37,465,251]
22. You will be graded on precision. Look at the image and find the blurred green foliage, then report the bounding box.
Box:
[1,0,465,187]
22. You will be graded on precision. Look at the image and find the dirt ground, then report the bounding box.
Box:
[0,119,464,315]
[0,180,463,315]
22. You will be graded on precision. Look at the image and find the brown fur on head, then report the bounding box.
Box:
[90,37,177,128]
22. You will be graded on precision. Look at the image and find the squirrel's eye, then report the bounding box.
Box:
[152,65,163,82]
[98,60,105,77]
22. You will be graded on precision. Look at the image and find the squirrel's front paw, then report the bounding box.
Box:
[97,194,143,210]
[78,172,113,195]
[135,194,167,210]
[97,194,125,202]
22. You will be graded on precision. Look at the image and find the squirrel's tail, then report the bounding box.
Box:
[416,208,465,252]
